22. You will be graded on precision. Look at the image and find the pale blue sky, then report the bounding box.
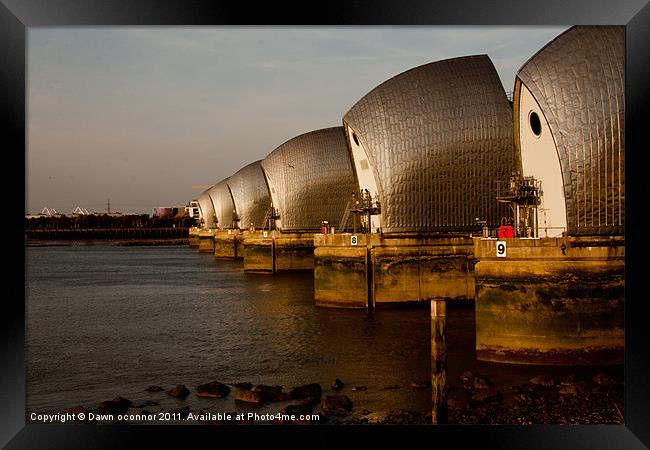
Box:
[27,26,568,214]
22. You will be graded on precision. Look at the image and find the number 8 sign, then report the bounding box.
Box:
[496,241,507,258]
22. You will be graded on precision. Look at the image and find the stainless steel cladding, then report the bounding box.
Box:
[207,179,236,229]
[343,55,517,233]
[227,160,271,230]
[261,127,357,231]
[197,187,216,229]
[514,26,624,236]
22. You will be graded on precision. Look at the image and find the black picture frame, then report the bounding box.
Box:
[3,0,649,447]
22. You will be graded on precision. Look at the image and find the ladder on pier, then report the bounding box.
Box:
[339,199,352,232]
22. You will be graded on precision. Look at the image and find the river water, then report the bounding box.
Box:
[25,243,622,423]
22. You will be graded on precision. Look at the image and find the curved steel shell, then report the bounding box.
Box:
[227,160,271,230]
[197,188,216,229]
[515,26,624,236]
[207,179,236,229]
[261,127,357,231]
[343,55,517,233]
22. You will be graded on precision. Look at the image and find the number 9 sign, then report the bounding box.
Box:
[496,241,507,258]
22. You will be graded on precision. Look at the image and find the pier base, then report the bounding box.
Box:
[474,236,624,365]
[189,227,200,249]
[214,230,244,259]
[197,229,216,253]
[314,234,475,309]
[243,231,315,273]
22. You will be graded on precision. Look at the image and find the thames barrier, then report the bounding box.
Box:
[186,26,624,367]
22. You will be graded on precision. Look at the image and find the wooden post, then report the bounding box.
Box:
[271,236,277,274]
[431,299,447,424]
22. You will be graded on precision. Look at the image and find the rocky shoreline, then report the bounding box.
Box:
[59,370,623,426]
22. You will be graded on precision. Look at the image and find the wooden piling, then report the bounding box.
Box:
[431,299,447,424]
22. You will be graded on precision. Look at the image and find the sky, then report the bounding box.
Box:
[27,26,568,215]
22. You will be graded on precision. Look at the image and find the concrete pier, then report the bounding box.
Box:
[189,227,200,249]
[314,233,475,308]
[197,229,216,253]
[243,231,315,273]
[214,230,244,259]
[473,236,624,365]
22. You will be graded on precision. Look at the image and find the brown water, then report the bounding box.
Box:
[25,244,622,423]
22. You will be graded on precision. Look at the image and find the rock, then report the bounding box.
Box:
[381,385,400,390]
[234,382,253,390]
[170,406,191,419]
[254,384,290,402]
[352,385,367,391]
[145,385,164,392]
[460,371,490,390]
[321,395,353,416]
[97,396,132,415]
[593,372,615,385]
[166,384,190,399]
[234,389,264,405]
[196,381,231,399]
[281,402,314,416]
[459,371,474,383]
[559,384,577,396]
[67,406,94,423]
[470,376,490,390]
[529,375,556,386]
[514,393,531,404]
[331,378,345,391]
[67,405,89,415]
[409,380,431,389]
[289,383,322,400]
[471,389,502,403]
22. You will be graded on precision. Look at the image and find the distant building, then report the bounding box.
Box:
[185,200,200,219]
[151,206,185,219]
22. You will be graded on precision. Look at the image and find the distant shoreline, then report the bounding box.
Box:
[25,238,189,247]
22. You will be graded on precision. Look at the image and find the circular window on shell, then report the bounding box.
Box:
[352,132,359,146]
[529,111,542,137]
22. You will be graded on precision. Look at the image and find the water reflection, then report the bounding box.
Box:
[26,246,431,416]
